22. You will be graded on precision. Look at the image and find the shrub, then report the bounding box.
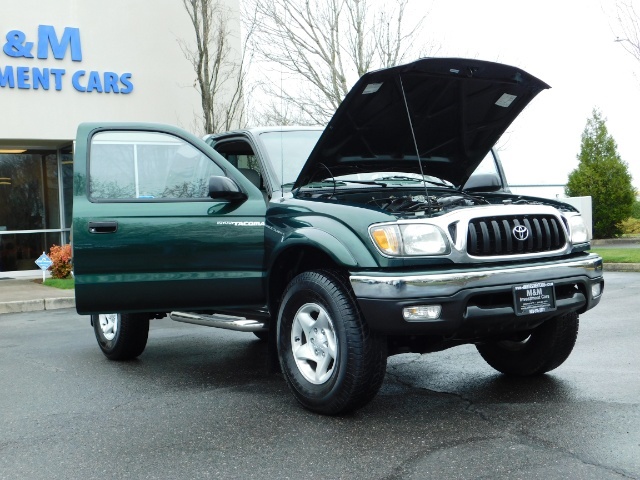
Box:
[48,244,72,279]
[619,217,640,235]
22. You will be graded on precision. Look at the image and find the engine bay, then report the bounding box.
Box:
[296,186,577,217]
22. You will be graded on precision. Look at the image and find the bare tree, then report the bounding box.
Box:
[612,1,640,64]
[246,0,433,125]
[180,0,252,134]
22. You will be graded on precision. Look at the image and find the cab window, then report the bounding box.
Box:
[212,139,263,191]
[89,131,224,200]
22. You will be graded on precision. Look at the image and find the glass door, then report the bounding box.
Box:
[0,147,72,272]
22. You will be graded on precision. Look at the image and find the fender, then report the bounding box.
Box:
[268,225,379,270]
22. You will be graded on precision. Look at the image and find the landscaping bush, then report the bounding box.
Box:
[619,217,640,234]
[48,244,73,279]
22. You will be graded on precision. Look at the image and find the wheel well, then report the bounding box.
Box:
[268,246,344,316]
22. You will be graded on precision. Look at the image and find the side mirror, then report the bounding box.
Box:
[208,176,248,202]
[463,173,502,192]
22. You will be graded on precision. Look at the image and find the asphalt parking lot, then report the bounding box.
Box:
[0,272,638,480]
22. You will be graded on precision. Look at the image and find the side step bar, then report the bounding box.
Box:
[170,311,267,333]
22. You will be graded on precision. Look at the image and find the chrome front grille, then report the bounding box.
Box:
[467,215,566,256]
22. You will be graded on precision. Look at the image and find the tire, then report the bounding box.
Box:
[476,312,579,376]
[92,313,149,360]
[277,270,387,415]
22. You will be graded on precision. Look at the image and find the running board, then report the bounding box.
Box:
[170,311,267,332]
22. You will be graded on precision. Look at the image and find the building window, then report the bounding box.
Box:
[0,147,72,272]
[62,145,74,233]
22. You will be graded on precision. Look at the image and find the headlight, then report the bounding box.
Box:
[370,224,448,256]
[401,224,448,255]
[568,215,589,244]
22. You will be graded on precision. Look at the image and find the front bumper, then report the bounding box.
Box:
[350,254,604,336]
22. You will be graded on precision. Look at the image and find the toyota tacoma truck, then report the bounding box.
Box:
[72,57,604,415]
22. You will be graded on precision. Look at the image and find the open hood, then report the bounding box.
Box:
[293,58,550,190]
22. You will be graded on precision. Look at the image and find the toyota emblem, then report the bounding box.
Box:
[512,225,529,241]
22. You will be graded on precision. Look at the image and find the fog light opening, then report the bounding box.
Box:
[591,282,602,298]
[403,305,442,321]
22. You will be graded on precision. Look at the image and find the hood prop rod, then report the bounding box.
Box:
[399,75,432,211]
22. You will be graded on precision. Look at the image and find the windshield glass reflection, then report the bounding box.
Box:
[259,130,323,187]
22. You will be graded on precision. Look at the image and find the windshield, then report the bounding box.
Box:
[259,130,323,187]
[471,150,499,176]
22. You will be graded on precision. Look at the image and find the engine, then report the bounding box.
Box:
[374,193,486,215]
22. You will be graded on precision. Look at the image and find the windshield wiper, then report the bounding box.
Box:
[374,176,451,187]
[332,179,387,187]
[297,179,387,188]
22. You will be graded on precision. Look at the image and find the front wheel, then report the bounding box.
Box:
[277,270,387,415]
[476,312,579,376]
[92,313,149,360]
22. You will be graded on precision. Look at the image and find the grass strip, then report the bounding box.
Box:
[43,278,75,289]
[590,248,640,264]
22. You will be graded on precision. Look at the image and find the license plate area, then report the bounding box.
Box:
[513,282,556,316]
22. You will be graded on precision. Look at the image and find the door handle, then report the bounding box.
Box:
[88,221,118,234]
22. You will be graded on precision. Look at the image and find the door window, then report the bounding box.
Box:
[89,131,224,200]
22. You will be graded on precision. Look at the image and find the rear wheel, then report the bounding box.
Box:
[92,313,149,360]
[476,312,579,376]
[277,270,387,415]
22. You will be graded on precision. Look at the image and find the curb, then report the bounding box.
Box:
[0,297,76,315]
[591,238,640,247]
[602,263,640,272]
[45,297,76,310]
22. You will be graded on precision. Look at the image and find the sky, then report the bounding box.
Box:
[407,0,640,190]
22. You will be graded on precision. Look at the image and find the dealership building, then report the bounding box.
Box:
[0,1,240,272]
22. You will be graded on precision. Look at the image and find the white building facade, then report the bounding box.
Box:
[0,0,240,272]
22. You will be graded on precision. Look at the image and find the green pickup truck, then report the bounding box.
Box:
[72,58,603,415]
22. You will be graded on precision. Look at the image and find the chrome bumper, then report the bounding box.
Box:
[350,254,603,300]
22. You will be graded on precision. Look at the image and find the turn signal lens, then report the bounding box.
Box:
[370,226,401,255]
